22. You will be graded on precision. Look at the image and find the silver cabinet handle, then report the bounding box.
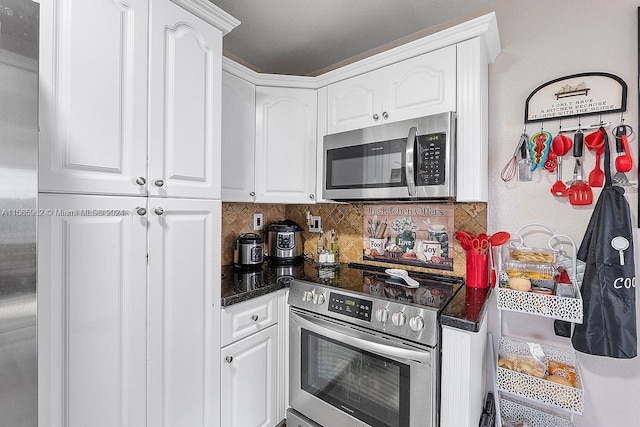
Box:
[373,113,379,120]
[225,356,233,363]
[382,111,388,119]
[251,315,259,321]
[154,207,164,216]
[154,179,164,187]
[249,191,255,197]
[136,177,146,185]
[309,194,315,199]
[135,207,146,216]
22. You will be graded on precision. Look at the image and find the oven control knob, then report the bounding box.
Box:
[314,293,326,305]
[409,316,425,332]
[375,308,390,324]
[303,290,314,302]
[391,311,406,326]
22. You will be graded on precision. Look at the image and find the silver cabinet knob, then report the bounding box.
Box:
[225,356,233,363]
[249,192,255,197]
[135,207,146,216]
[382,111,389,119]
[154,179,164,187]
[136,177,146,185]
[251,315,259,321]
[309,194,315,199]
[154,207,164,216]
[373,113,379,120]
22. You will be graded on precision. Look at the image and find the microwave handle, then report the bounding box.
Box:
[405,127,417,196]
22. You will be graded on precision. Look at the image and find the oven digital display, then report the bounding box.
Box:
[328,293,373,321]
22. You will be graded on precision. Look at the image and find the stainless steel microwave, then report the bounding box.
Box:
[322,112,456,201]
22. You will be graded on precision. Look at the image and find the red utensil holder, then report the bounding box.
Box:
[466,252,489,288]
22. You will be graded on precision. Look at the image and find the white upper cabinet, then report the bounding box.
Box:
[39,0,149,196]
[255,87,317,204]
[40,0,232,200]
[148,0,223,199]
[327,46,456,134]
[221,71,257,202]
[326,69,382,135]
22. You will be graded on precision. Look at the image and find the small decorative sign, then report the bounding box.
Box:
[362,204,454,271]
[524,72,627,123]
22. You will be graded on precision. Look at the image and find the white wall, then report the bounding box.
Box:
[484,0,640,425]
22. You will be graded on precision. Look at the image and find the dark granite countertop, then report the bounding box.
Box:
[221,261,492,333]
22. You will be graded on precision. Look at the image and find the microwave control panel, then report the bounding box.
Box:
[416,133,447,185]
[328,292,373,322]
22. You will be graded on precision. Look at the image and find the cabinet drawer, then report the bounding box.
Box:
[222,293,278,346]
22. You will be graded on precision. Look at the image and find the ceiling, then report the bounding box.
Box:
[209,0,501,76]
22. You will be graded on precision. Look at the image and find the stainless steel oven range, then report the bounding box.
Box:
[287,265,463,427]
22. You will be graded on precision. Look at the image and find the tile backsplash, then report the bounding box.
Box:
[222,202,487,277]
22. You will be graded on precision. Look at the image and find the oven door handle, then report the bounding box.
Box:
[292,310,431,365]
[405,126,417,197]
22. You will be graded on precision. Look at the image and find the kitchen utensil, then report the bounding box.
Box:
[489,231,510,246]
[613,125,632,185]
[584,127,606,151]
[502,134,528,182]
[614,125,633,172]
[385,268,419,288]
[517,133,532,181]
[265,220,304,262]
[588,144,605,187]
[233,233,264,268]
[549,130,572,196]
[567,130,593,205]
[529,130,552,171]
[455,230,474,251]
[471,238,489,255]
[552,132,572,156]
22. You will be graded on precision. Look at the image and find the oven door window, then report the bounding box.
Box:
[326,139,406,190]
[301,329,410,427]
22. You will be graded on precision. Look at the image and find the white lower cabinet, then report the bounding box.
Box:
[147,198,221,427]
[37,194,147,427]
[221,325,278,427]
[38,194,221,427]
[221,290,288,427]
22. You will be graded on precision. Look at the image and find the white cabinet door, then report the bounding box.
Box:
[221,325,278,427]
[327,69,382,134]
[326,46,457,135]
[255,87,317,204]
[39,0,148,196]
[148,0,223,199]
[147,198,221,427]
[382,46,456,123]
[37,194,147,427]
[221,71,256,202]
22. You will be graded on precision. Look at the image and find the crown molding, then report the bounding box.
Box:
[223,57,317,89]
[315,12,500,87]
[223,12,500,89]
[171,0,240,35]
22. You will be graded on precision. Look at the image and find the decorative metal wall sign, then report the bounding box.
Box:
[524,72,627,123]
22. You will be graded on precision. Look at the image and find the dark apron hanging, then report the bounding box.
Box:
[559,130,637,358]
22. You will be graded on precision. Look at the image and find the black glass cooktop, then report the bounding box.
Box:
[304,263,464,311]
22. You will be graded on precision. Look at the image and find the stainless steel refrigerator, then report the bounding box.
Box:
[0,1,39,426]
